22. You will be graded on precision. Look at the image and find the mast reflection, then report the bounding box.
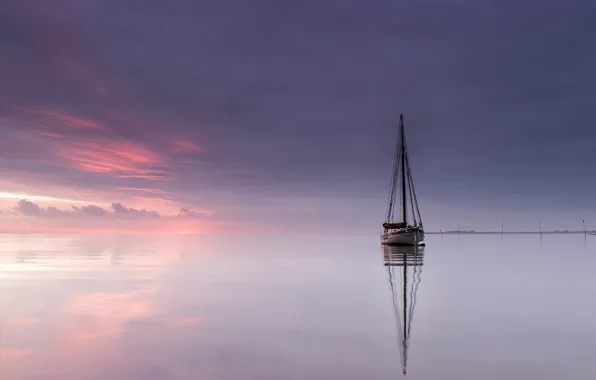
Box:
[383,245,425,376]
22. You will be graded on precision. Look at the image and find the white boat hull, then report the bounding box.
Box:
[381,228,425,246]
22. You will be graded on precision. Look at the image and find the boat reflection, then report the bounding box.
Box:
[383,244,425,376]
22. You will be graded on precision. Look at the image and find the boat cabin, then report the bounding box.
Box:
[383,222,408,230]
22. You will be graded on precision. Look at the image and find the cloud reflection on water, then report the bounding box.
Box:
[0,234,207,379]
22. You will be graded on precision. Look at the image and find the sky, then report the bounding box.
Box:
[1,0,596,233]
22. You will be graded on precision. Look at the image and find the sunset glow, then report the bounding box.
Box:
[0,191,89,204]
[1,1,595,379]
[1,0,595,234]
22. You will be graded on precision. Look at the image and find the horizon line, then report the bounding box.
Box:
[429,230,595,234]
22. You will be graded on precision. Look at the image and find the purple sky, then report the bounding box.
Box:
[1,0,596,233]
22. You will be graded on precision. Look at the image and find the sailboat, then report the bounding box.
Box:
[384,245,425,376]
[382,114,425,246]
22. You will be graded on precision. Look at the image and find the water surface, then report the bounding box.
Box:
[1,233,595,379]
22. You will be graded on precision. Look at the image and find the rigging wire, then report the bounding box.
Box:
[385,113,423,227]
[404,147,423,225]
[386,123,402,223]
[407,166,417,225]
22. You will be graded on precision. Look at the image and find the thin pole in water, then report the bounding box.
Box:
[537,216,543,238]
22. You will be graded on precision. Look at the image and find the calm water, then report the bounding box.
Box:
[0,233,595,379]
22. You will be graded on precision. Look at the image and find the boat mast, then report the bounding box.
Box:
[400,114,407,224]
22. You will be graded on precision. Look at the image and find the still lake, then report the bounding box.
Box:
[1,233,595,379]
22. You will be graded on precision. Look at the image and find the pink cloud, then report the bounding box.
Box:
[130,196,175,207]
[29,16,112,96]
[119,188,176,201]
[50,49,110,96]
[54,139,172,180]
[32,130,66,139]
[119,187,169,195]
[118,174,172,180]
[0,99,107,133]
[171,139,203,154]
[22,108,107,131]
[118,188,178,207]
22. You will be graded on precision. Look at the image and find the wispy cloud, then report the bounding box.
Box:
[119,187,170,195]
[170,139,203,154]
[4,105,107,131]
[2,0,594,233]
[54,138,172,180]
[23,109,107,131]
[25,6,113,96]
[118,187,177,204]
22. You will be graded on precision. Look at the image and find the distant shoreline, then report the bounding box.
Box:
[428,231,595,235]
